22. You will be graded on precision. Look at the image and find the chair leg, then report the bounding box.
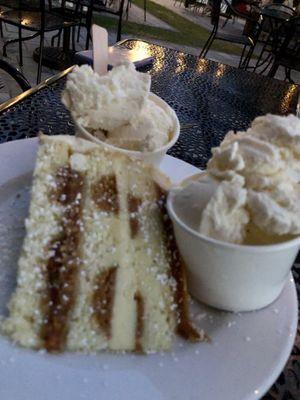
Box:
[3,31,39,57]
[77,25,81,43]
[126,0,130,20]
[71,26,76,51]
[0,21,3,38]
[242,46,254,70]
[85,28,93,50]
[259,54,274,75]
[50,33,55,47]
[238,45,247,68]
[57,30,62,48]
[18,26,23,67]
[85,6,93,50]
[221,17,229,29]
[285,68,294,84]
[116,16,122,42]
[267,61,279,78]
[37,31,44,84]
[85,28,91,50]
[77,6,83,43]
[51,29,62,47]
[0,59,31,91]
[253,42,269,72]
[201,38,214,58]
[200,31,216,58]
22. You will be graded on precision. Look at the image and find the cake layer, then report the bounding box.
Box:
[2,135,202,352]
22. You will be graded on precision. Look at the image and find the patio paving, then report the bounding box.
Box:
[127,2,176,30]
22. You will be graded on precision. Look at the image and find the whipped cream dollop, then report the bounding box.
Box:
[62,63,150,131]
[197,114,300,244]
[62,63,173,152]
[199,181,249,244]
[106,96,173,151]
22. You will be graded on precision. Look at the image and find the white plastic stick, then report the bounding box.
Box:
[92,24,108,75]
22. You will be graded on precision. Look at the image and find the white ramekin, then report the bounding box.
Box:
[167,183,300,312]
[74,93,180,166]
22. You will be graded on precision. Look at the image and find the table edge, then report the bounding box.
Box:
[0,38,297,115]
[0,38,137,115]
[0,66,74,114]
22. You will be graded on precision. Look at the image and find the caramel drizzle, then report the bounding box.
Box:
[91,174,119,213]
[92,267,117,339]
[127,194,142,238]
[156,185,201,342]
[134,291,144,352]
[41,166,84,352]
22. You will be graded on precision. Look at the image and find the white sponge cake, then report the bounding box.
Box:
[2,135,202,353]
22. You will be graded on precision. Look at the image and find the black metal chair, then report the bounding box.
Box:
[199,0,261,69]
[0,58,31,92]
[265,3,296,15]
[91,0,126,46]
[174,0,184,6]
[126,0,147,21]
[253,3,296,72]
[221,0,256,28]
[0,0,80,83]
[268,16,300,82]
[49,0,93,50]
[190,0,207,14]
[70,0,125,50]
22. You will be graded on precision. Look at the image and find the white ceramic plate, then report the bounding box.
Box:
[0,138,297,400]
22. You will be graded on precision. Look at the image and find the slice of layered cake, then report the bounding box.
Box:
[2,135,202,353]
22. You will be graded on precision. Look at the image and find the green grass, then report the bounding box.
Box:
[93,0,243,56]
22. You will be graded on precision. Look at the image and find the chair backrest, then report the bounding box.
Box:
[48,0,94,25]
[224,0,260,22]
[0,58,31,92]
[19,0,45,11]
[49,0,82,14]
[265,3,296,17]
[0,0,45,10]
[210,0,261,38]
[93,0,125,13]
[272,16,300,58]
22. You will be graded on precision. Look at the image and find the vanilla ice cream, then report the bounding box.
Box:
[62,63,174,152]
[188,114,300,245]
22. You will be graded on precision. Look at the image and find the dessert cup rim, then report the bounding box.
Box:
[167,189,300,252]
[74,93,180,156]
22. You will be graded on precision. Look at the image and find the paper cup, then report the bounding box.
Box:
[75,93,180,166]
[167,181,300,312]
